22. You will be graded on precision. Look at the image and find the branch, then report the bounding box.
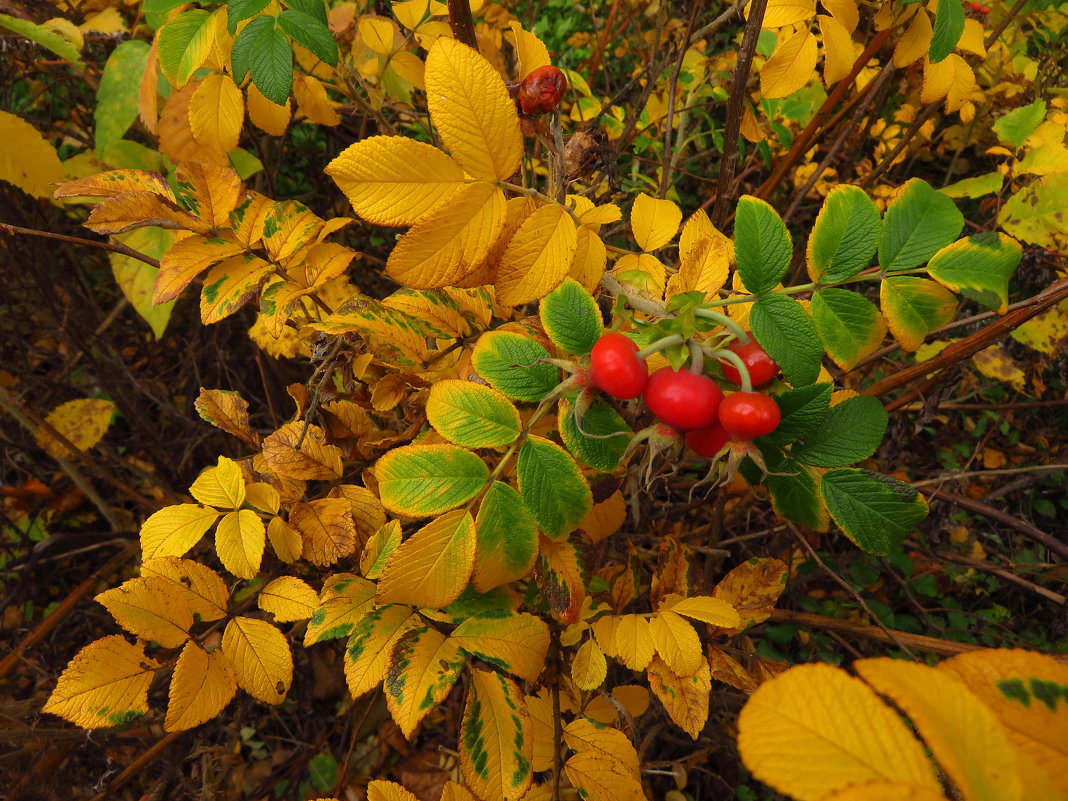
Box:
[0,222,161,268]
[447,0,479,50]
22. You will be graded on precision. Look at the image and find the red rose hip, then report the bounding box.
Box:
[518,65,568,115]
[643,367,723,431]
[718,392,781,440]
[686,421,731,458]
[721,338,779,387]
[589,333,648,400]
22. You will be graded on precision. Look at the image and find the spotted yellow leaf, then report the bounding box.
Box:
[221,616,292,705]
[289,497,357,567]
[36,398,115,460]
[385,625,466,737]
[261,421,343,481]
[305,573,377,645]
[258,577,318,622]
[375,509,476,609]
[95,576,194,648]
[345,604,419,697]
[164,642,237,731]
[43,636,157,728]
[452,611,549,683]
[460,669,534,801]
[647,655,711,738]
[140,557,229,622]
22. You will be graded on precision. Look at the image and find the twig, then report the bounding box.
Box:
[711,0,766,226]
[0,222,161,268]
[911,464,1068,488]
[691,0,746,42]
[917,487,1068,563]
[934,551,1065,605]
[658,0,704,198]
[446,0,479,50]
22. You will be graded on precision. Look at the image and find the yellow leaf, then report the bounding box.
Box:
[508,21,551,79]
[325,135,465,226]
[140,503,220,560]
[663,594,741,628]
[751,0,816,27]
[199,253,272,325]
[572,638,607,690]
[893,9,932,67]
[761,29,819,99]
[54,168,175,201]
[304,573,377,645]
[452,612,549,683]
[537,535,587,624]
[328,484,387,543]
[496,203,578,306]
[386,625,466,737]
[194,388,259,448]
[679,208,730,261]
[189,455,245,509]
[578,490,626,544]
[390,50,426,89]
[261,421,343,480]
[164,642,237,731]
[707,644,759,692]
[188,73,243,155]
[289,497,357,567]
[425,36,523,181]
[176,161,243,231]
[972,345,1026,392]
[819,14,854,85]
[649,609,703,677]
[36,398,115,459]
[158,80,228,165]
[712,557,788,633]
[440,781,478,801]
[922,55,969,109]
[563,718,644,801]
[0,110,64,198]
[569,226,608,292]
[386,181,506,288]
[613,252,667,297]
[140,39,159,134]
[855,658,1022,801]
[1011,298,1068,356]
[668,236,731,298]
[822,0,859,32]
[140,557,229,622]
[246,82,290,136]
[939,649,1068,799]
[344,605,419,696]
[647,655,711,738]
[738,663,941,801]
[613,614,654,671]
[461,669,534,801]
[631,192,681,252]
[221,616,292,704]
[583,684,650,724]
[367,780,418,801]
[258,577,318,622]
[153,234,243,304]
[265,517,300,564]
[96,576,194,648]
[359,16,396,54]
[81,191,204,235]
[214,510,265,579]
[958,17,986,57]
[292,75,341,126]
[43,636,157,728]
[375,509,476,609]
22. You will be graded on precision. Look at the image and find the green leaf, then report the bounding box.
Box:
[539,278,602,355]
[929,0,964,62]
[997,173,1068,254]
[750,294,823,387]
[761,382,832,447]
[810,288,887,371]
[939,172,1003,199]
[426,380,521,449]
[792,395,887,468]
[249,21,293,105]
[820,469,928,555]
[807,185,881,284]
[287,0,329,25]
[231,14,273,83]
[0,13,83,65]
[992,100,1046,149]
[375,444,489,517]
[558,397,631,472]
[95,41,150,158]
[111,227,176,339]
[927,232,1022,313]
[766,456,828,531]
[227,0,270,33]
[278,9,338,65]
[734,195,792,293]
[473,481,538,592]
[517,436,592,541]
[156,9,214,88]
[879,178,963,272]
[880,276,958,352]
[472,331,559,402]
[144,0,189,14]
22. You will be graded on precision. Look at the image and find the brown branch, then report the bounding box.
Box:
[447,0,479,50]
[711,0,767,227]
[863,278,1068,403]
[0,222,161,268]
[659,0,705,198]
[934,551,1066,605]
[918,488,1068,563]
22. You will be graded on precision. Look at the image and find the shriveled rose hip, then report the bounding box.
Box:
[518,65,568,115]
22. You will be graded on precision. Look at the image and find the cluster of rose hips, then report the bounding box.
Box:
[587,332,781,459]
